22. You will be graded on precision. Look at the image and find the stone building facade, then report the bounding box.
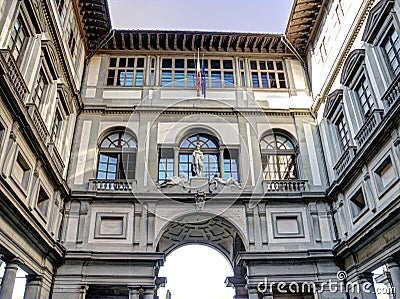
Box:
[0,0,398,299]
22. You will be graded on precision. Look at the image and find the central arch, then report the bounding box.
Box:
[155,213,248,298]
[156,213,247,265]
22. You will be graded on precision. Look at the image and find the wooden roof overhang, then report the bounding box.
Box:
[102,30,291,54]
[77,0,112,50]
[285,0,327,56]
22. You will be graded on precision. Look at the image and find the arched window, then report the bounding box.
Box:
[97,131,137,180]
[261,133,297,180]
[179,134,219,180]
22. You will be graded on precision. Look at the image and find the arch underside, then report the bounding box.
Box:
[157,214,245,264]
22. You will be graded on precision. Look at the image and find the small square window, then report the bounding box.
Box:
[374,156,397,195]
[13,153,30,191]
[37,187,50,217]
[349,188,367,219]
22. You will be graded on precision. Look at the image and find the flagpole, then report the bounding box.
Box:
[196,48,201,97]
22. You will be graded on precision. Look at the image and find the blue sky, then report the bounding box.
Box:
[108,0,294,33]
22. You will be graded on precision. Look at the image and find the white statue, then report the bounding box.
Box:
[192,144,204,177]
[211,173,243,189]
[158,173,188,188]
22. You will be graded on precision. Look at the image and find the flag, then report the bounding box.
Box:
[196,49,201,97]
[201,54,206,98]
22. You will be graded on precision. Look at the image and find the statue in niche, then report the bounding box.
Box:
[210,173,243,192]
[192,144,204,177]
[158,173,188,189]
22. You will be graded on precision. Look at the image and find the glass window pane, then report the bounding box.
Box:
[119,58,126,67]
[109,58,117,67]
[224,72,234,87]
[135,71,143,86]
[175,59,184,68]
[252,73,259,88]
[137,58,144,68]
[211,60,220,69]
[127,58,135,67]
[162,70,172,86]
[162,59,172,68]
[223,60,233,69]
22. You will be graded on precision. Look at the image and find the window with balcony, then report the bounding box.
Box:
[335,114,350,150]
[383,27,400,76]
[8,15,28,62]
[250,60,286,89]
[31,70,48,107]
[97,131,137,180]
[51,109,63,144]
[355,76,375,118]
[261,133,298,180]
[107,57,145,87]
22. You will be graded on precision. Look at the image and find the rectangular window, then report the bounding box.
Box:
[349,188,366,219]
[13,154,30,190]
[262,154,296,180]
[224,149,239,181]
[97,152,136,180]
[250,60,286,89]
[356,77,374,118]
[32,71,47,107]
[158,149,174,182]
[107,57,146,87]
[383,27,400,76]
[8,16,28,62]
[51,110,63,143]
[335,114,350,150]
[160,57,235,88]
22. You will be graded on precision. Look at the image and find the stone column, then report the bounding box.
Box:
[128,287,140,299]
[219,147,225,177]
[387,259,400,298]
[143,288,155,299]
[173,147,179,177]
[1,122,19,178]
[0,259,19,299]
[351,272,377,299]
[24,274,42,299]
[247,288,260,299]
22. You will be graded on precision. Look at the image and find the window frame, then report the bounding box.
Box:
[249,59,287,89]
[177,133,221,181]
[106,57,146,87]
[260,132,298,181]
[348,186,368,222]
[381,25,400,77]
[372,151,399,198]
[96,131,137,180]
[36,185,51,219]
[353,75,375,119]
[334,112,351,151]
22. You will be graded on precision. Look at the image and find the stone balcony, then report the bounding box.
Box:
[382,72,400,112]
[26,103,50,145]
[89,179,137,192]
[262,179,308,193]
[333,146,357,178]
[0,49,28,104]
[354,109,384,148]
